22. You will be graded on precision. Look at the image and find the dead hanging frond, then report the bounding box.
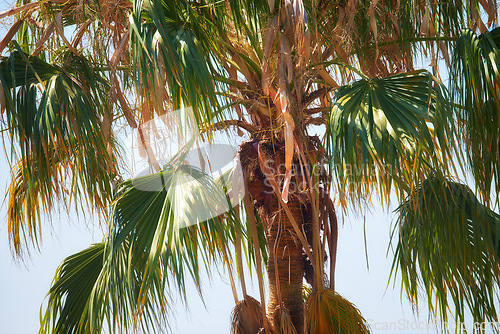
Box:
[262,16,278,96]
[243,192,269,333]
[231,296,270,334]
[305,289,370,334]
[273,305,297,334]
[97,0,132,40]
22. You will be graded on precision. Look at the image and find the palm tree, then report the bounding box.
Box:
[1,0,500,333]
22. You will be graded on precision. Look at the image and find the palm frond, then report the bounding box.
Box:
[40,238,168,334]
[1,51,117,256]
[326,69,451,207]
[40,164,243,333]
[392,175,500,327]
[305,289,370,334]
[38,151,273,332]
[231,295,269,334]
[450,27,500,203]
[273,306,297,334]
[40,242,106,334]
[106,164,245,327]
[129,0,228,134]
[311,0,497,79]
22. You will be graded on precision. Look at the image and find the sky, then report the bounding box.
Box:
[0,1,495,334]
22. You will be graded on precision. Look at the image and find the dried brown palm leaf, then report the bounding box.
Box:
[367,0,379,54]
[478,0,496,26]
[419,6,430,36]
[305,289,370,334]
[282,112,295,203]
[112,75,137,128]
[280,36,293,84]
[262,16,278,96]
[439,41,450,67]
[292,0,305,67]
[99,0,132,38]
[0,2,38,20]
[302,28,311,66]
[54,10,82,57]
[71,19,92,48]
[231,296,270,334]
[0,20,23,53]
[273,305,297,334]
[268,0,275,12]
[31,22,55,57]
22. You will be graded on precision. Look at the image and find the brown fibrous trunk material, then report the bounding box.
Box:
[240,139,310,333]
[261,201,305,334]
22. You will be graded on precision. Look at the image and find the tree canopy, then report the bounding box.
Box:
[0,0,500,333]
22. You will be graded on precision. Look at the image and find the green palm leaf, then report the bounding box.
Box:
[392,175,500,327]
[40,242,106,334]
[1,51,116,255]
[41,164,244,332]
[326,69,451,205]
[39,159,272,333]
[130,0,227,131]
[40,239,162,334]
[108,164,244,325]
[450,27,500,203]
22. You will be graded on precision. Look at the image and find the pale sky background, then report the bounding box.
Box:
[0,1,495,333]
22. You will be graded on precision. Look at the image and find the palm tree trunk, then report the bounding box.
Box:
[240,139,309,333]
[260,201,305,333]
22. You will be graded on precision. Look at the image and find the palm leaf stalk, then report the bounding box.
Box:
[0,0,499,333]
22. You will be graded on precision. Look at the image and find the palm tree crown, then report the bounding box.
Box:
[0,0,499,333]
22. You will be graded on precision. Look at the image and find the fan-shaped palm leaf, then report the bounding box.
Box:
[450,27,500,203]
[326,69,451,206]
[129,0,227,131]
[105,163,263,330]
[40,242,106,334]
[40,237,168,334]
[39,153,274,333]
[41,164,244,332]
[110,163,240,297]
[1,51,116,255]
[392,175,500,327]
